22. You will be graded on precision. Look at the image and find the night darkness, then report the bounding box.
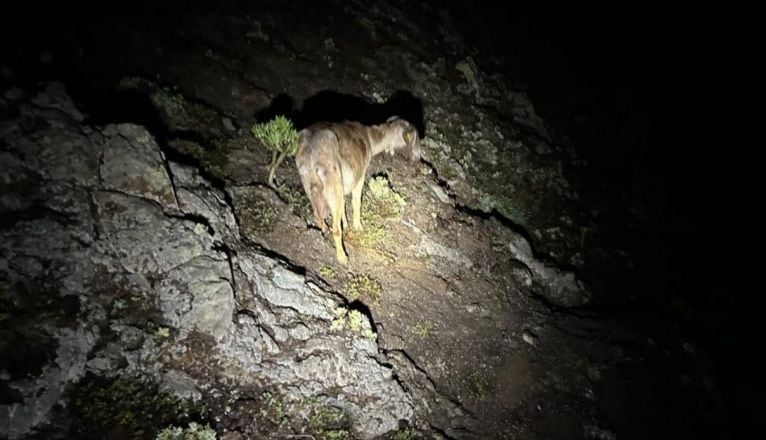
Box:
[1,1,752,439]
[440,1,752,434]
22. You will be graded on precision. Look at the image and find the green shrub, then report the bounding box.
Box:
[251,116,299,187]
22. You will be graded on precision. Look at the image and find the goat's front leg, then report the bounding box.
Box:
[351,177,364,231]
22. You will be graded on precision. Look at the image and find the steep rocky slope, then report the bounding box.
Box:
[1,1,725,439]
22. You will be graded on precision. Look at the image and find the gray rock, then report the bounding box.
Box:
[507,233,590,306]
[1,325,98,439]
[226,249,415,438]
[160,370,202,402]
[415,234,473,268]
[157,254,234,339]
[0,83,414,439]
[169,161,240,242]
[100,124,178,209]
[29,82,84,122]
[238,253,335,320]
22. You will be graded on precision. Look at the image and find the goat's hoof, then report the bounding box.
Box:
[337,254,349,266]
[353,223,363,232]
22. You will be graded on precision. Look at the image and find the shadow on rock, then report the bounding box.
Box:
[255,89,426,138]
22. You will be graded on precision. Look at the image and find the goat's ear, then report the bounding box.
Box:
[386,115,400,123]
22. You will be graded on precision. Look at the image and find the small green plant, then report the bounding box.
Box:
[330,307,348,332]
[307,405,350,440]
[320,266,337,279]
[411,320,435,338]
[154,326,171,340]
[392,427,419,440]
[361,328,376,340]
[365,176,406,218]
[345,273,383,303]
[111,298,128,316]
[357,176,406,247]
[357,223,389,248]
[251,116,299,188]
[346,310,365,332]
[330,307,376,340]
[156,422,217,440]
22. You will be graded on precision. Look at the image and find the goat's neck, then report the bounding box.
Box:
[368,125,396,156]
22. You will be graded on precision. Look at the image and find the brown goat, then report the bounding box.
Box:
[295,116,421,265]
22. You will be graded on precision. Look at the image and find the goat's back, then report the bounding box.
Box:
[297,121,372,195]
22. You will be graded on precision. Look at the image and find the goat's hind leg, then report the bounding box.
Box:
[330,193,349,266]
[311,202,328,236]
[351,177,364,231]
[341,202,348,230]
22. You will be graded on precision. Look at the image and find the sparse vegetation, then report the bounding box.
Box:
[330,307,376,340]
[111,298,128,314]
[357,223,389,248]
[278,184,313,222]
[361,327,376,340]
[392,427,419,440]
[154,326,171,340]
[330,307,348,332]
[411,320,436,338]
[345,273,383,303]
[257,390,288,433]
[356,176,406,247]
[346,310,365,332]
[251,116,299,187]
[320,266,337,279]
[68,374,196,439]
[235,191,279,234]
[365,176,406,219]
[156,422,217,440]
[466,370,492,401]
[307,404,350,440]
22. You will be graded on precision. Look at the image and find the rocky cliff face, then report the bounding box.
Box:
[1,1,724,439]
[1,83,417,439]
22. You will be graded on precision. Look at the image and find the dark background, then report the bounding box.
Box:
[435,2,753,435]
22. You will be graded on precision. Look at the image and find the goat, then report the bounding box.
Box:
[295,116,421,265]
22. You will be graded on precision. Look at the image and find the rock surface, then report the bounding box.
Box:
[1,84,412,439]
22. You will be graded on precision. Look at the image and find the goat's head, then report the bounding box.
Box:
[386,116,421,162]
